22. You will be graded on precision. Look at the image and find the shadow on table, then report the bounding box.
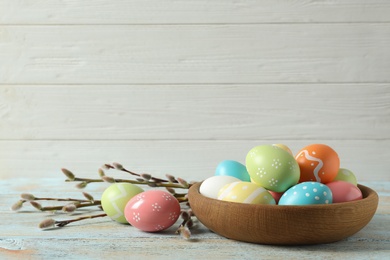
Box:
[274,215,389,252]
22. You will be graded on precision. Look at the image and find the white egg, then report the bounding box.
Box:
[200,175,241,199]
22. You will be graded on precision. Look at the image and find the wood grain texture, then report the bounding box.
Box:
[0,140,388,181]
[1,24,389,84]
[0,1,389,257]
[1,85,389,140]
[0,179,389,259]
[1,0,390,24]
[188,182,379,245]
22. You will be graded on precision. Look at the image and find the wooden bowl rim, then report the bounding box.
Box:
[189,181,378,210]
[188,182,379,245]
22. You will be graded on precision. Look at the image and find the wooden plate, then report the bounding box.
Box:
[188,182,378,245]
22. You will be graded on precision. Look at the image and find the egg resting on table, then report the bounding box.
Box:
[101,183,144,224]
[124,190,181,232]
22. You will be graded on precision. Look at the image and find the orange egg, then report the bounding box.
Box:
[295,144,340,183]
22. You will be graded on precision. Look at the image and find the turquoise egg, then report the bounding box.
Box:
[279,182,333,205]
[215,160,251,182]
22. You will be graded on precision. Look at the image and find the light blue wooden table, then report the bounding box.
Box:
[1,179,388,259]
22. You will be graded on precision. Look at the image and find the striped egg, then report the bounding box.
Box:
[218,181,276,205]
[101,183,144,224]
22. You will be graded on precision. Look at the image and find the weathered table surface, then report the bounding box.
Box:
[1,179,389,259]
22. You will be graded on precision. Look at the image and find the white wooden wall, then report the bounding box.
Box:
[1,1,389,182]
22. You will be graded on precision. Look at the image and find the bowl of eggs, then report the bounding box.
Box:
[187,144,379,245]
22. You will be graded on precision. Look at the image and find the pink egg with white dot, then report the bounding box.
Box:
[124,190,181,232]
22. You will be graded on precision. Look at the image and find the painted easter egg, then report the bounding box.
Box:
[218,181,276,205]
[295,144,340,183]
[333,168,358,186]
[101,183,144,224]
[124,190,181,232]
[272,144,293,155]
[246,145,300,192]
[279,182,333,205]
[215,160,251,181]
[268,190,284,204]
[326,181,362,203]
[200,175,241,199]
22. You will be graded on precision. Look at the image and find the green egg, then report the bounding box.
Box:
[246,145,300,192]
[333,168,358,186]
[101,183,144,224]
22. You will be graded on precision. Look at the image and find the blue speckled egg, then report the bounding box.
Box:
[279,182,333,205]
[215,160,251,182]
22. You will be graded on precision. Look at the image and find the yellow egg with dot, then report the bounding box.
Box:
[218,181,276,205]
[272,144,293,155]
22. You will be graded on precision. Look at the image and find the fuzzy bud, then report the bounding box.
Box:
[39,218,56,229]
[102,176,115,183]
[62,204,77,213]
[140,173,152,181]
[30,201,43,211]
[178,226,191,240]
[165,174,176,183]
[147,182,157,187]
[185,219,194,228]
[82,192,94,202]
[20,193,35,201]
[98,168,105,177]
[75,182,88,189]
[11,200,24,211]
[101,164,111,170]
[177,178,189,188]
[112,162,124,170]
[165,187,176,195]
[61,168,75,180]
[181,211,190,220]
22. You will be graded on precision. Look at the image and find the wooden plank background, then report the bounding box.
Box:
[1,0,390,24]
[0,1,389,183]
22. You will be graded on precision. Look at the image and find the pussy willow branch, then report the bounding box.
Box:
[14,163,197,238]
[39,213,108,229]
[63,163,192,190]
[65,177,189,189]
[26,197,96,203]
[36,201,102,212]
[104,163,173,184]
